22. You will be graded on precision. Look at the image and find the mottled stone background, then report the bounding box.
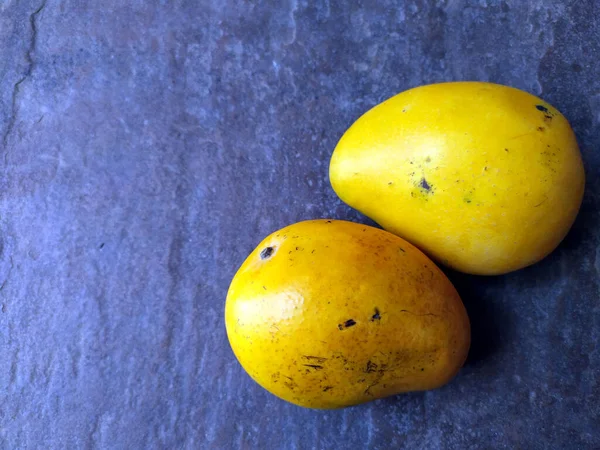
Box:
[0,0,599,448]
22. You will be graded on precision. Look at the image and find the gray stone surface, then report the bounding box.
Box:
[1,0,599,448]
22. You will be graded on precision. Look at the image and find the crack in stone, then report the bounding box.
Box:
[2,1,47,152]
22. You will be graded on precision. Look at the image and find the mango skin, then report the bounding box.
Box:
[329,82,585,275]
[225,220,470,409]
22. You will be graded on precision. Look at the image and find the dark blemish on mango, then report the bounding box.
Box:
[537,126,545,132]
[302,355,328,363]
[425,156,431,163]
[419,178,432,192]
[338,319,356,330]
[364,382,378,396]
[371,308,381,321]
[295,247,299,250]
[399,248,405,253]
[260,246,274,259]
[402,109,406,113]
[326,220,332,223]
[262,286,267,290]
[322,386,333,392]
[536,105,554,120]
[505,148,509,152]
[365,361,378,373]
[303,364,324,370]
[465,198,472,204]
[421,368,425,371]
[311,249,315,254]
[388,181,393,185]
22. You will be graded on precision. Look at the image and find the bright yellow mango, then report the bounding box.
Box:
[225,220,470,409]
[330,82,585,275]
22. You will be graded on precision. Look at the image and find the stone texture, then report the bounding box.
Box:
[0,0,599,448]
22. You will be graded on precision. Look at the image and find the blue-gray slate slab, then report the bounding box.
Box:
[1,0,599,448]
